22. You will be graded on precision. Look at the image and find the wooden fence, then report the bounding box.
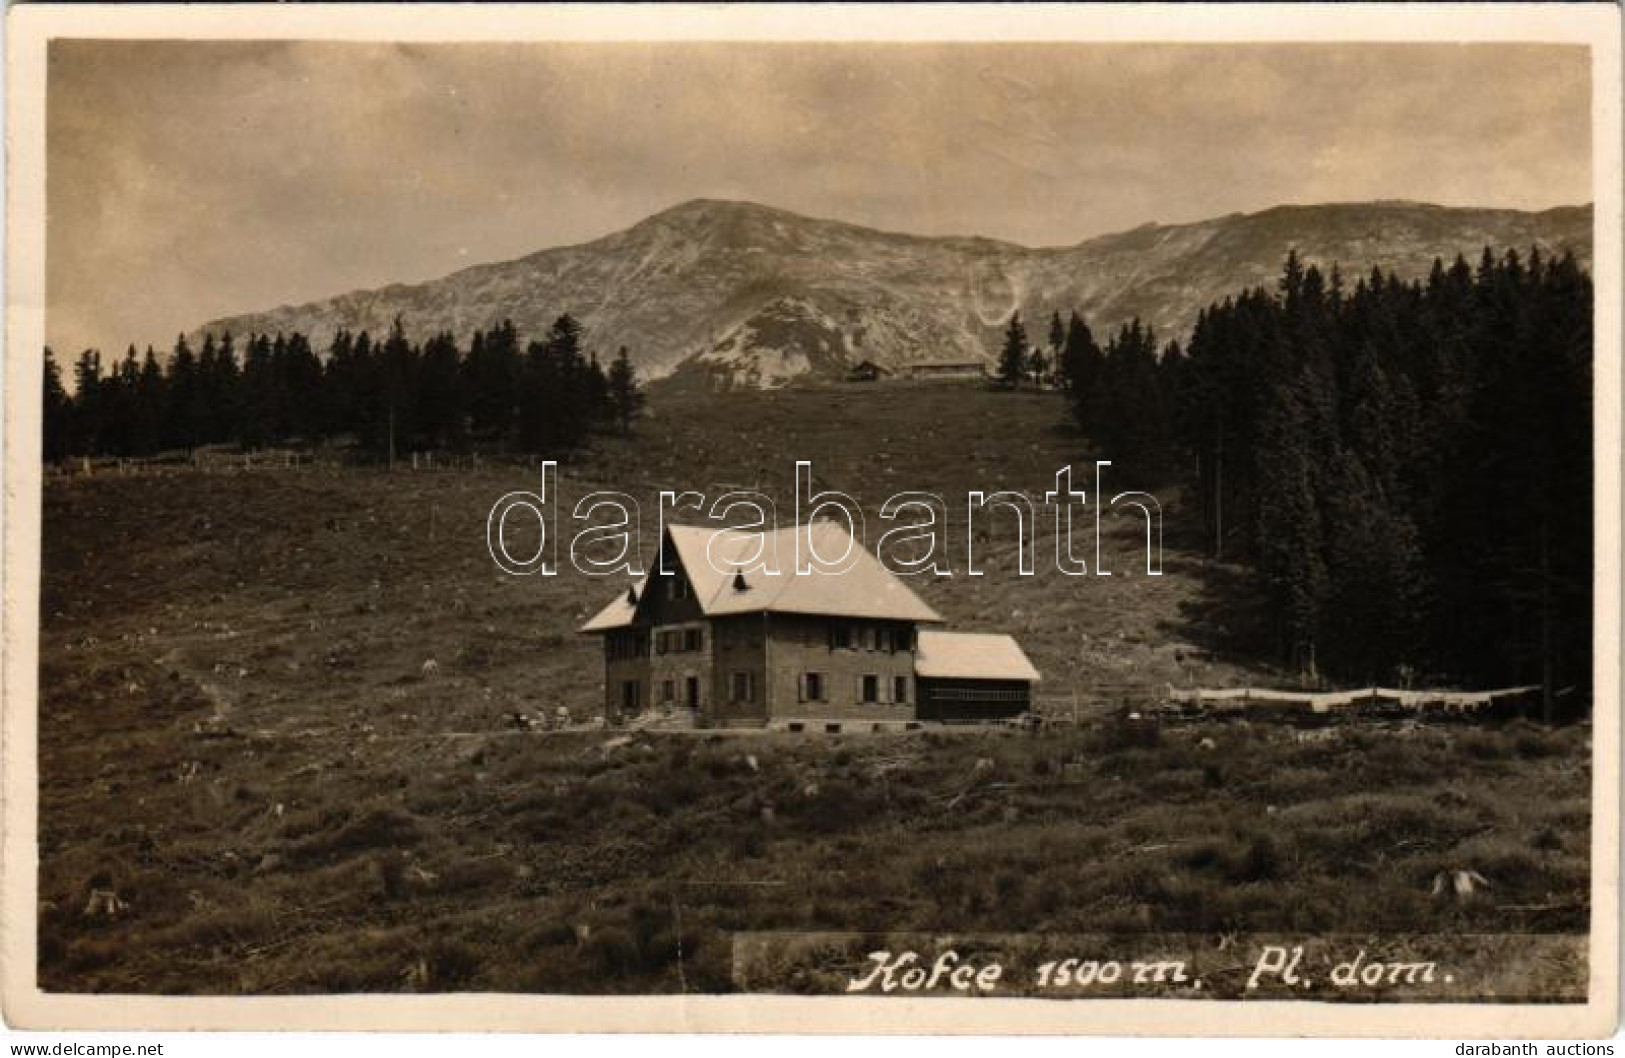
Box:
[1031,682,1547,724]
[1163,683,1544,719]
[47,448,545,479]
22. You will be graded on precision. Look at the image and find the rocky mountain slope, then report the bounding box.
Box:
[197,198,1593,389]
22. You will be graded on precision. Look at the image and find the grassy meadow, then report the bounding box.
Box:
[36,381,1591,993]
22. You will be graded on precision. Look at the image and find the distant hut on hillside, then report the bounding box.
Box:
[905,358,991,381]
[845,360,890,382]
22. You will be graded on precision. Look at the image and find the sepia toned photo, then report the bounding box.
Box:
[3,2,1619,1037]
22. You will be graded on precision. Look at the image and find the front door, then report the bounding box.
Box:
[684,676,699,710]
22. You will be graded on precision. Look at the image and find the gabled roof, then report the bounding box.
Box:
[579,521,944,632]
[915,630,1041,682]
[578,577,649,632]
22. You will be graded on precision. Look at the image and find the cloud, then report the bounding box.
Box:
[45,41,1591,357]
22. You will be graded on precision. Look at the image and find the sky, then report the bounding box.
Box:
[46,41,1592,358]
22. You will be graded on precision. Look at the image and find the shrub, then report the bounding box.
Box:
[728,828,765,859]
[374,852,407,899]
[436,855,513,895]
[1179,841,1226,872]
[1232,834,1282,883]
[1090,717,1163,753]
[292,805,422,863]
[425,937,484,989]
[1515,732,1558,759]
[1456,729,1507,761]
[629,905,672,954]
[636,769,705,816]
[585,927,640,978]
[525,920,578,950]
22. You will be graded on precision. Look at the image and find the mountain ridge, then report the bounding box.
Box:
[196,198,1594,389]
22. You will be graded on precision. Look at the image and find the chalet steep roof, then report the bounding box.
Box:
[579,575,647,632]
[915,630,1042,682]
[579,521,944,631]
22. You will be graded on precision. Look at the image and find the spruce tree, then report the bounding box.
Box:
[43,348,69,461]
[1059,311,1103,418]
[134,346,165,456]
[72,350,102,456]
[377,318,419,461]
[204,333,240,446]
[467,320,520,439]
[998,312,1028,389]
[165,334,200,451]
[1048,311,1065,360]
[417,330,466,449]
[607,346,643,434]
[239,333,275,449]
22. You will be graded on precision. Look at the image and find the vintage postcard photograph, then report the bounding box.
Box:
[2,2,1620,1038]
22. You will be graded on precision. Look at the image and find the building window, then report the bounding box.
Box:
[661,680,675,704]
[894,676,909,704]
[802,672,825,702]
[609,631,648,661]
[862,674,879,703]
[655,627,703,654]
[668,574,690,601]
[829,625,851,650]
[731,671,754,703]
[890,627,914,652]
[620,680,641,712]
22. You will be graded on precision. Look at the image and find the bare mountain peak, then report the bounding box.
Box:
[196,199,1593,390]
[641,197,810,230]
[656,196,775,216]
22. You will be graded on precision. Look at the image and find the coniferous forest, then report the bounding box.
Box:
[1048,247,1592,702]
[42,313,644,463]
[44,249,1591,700]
